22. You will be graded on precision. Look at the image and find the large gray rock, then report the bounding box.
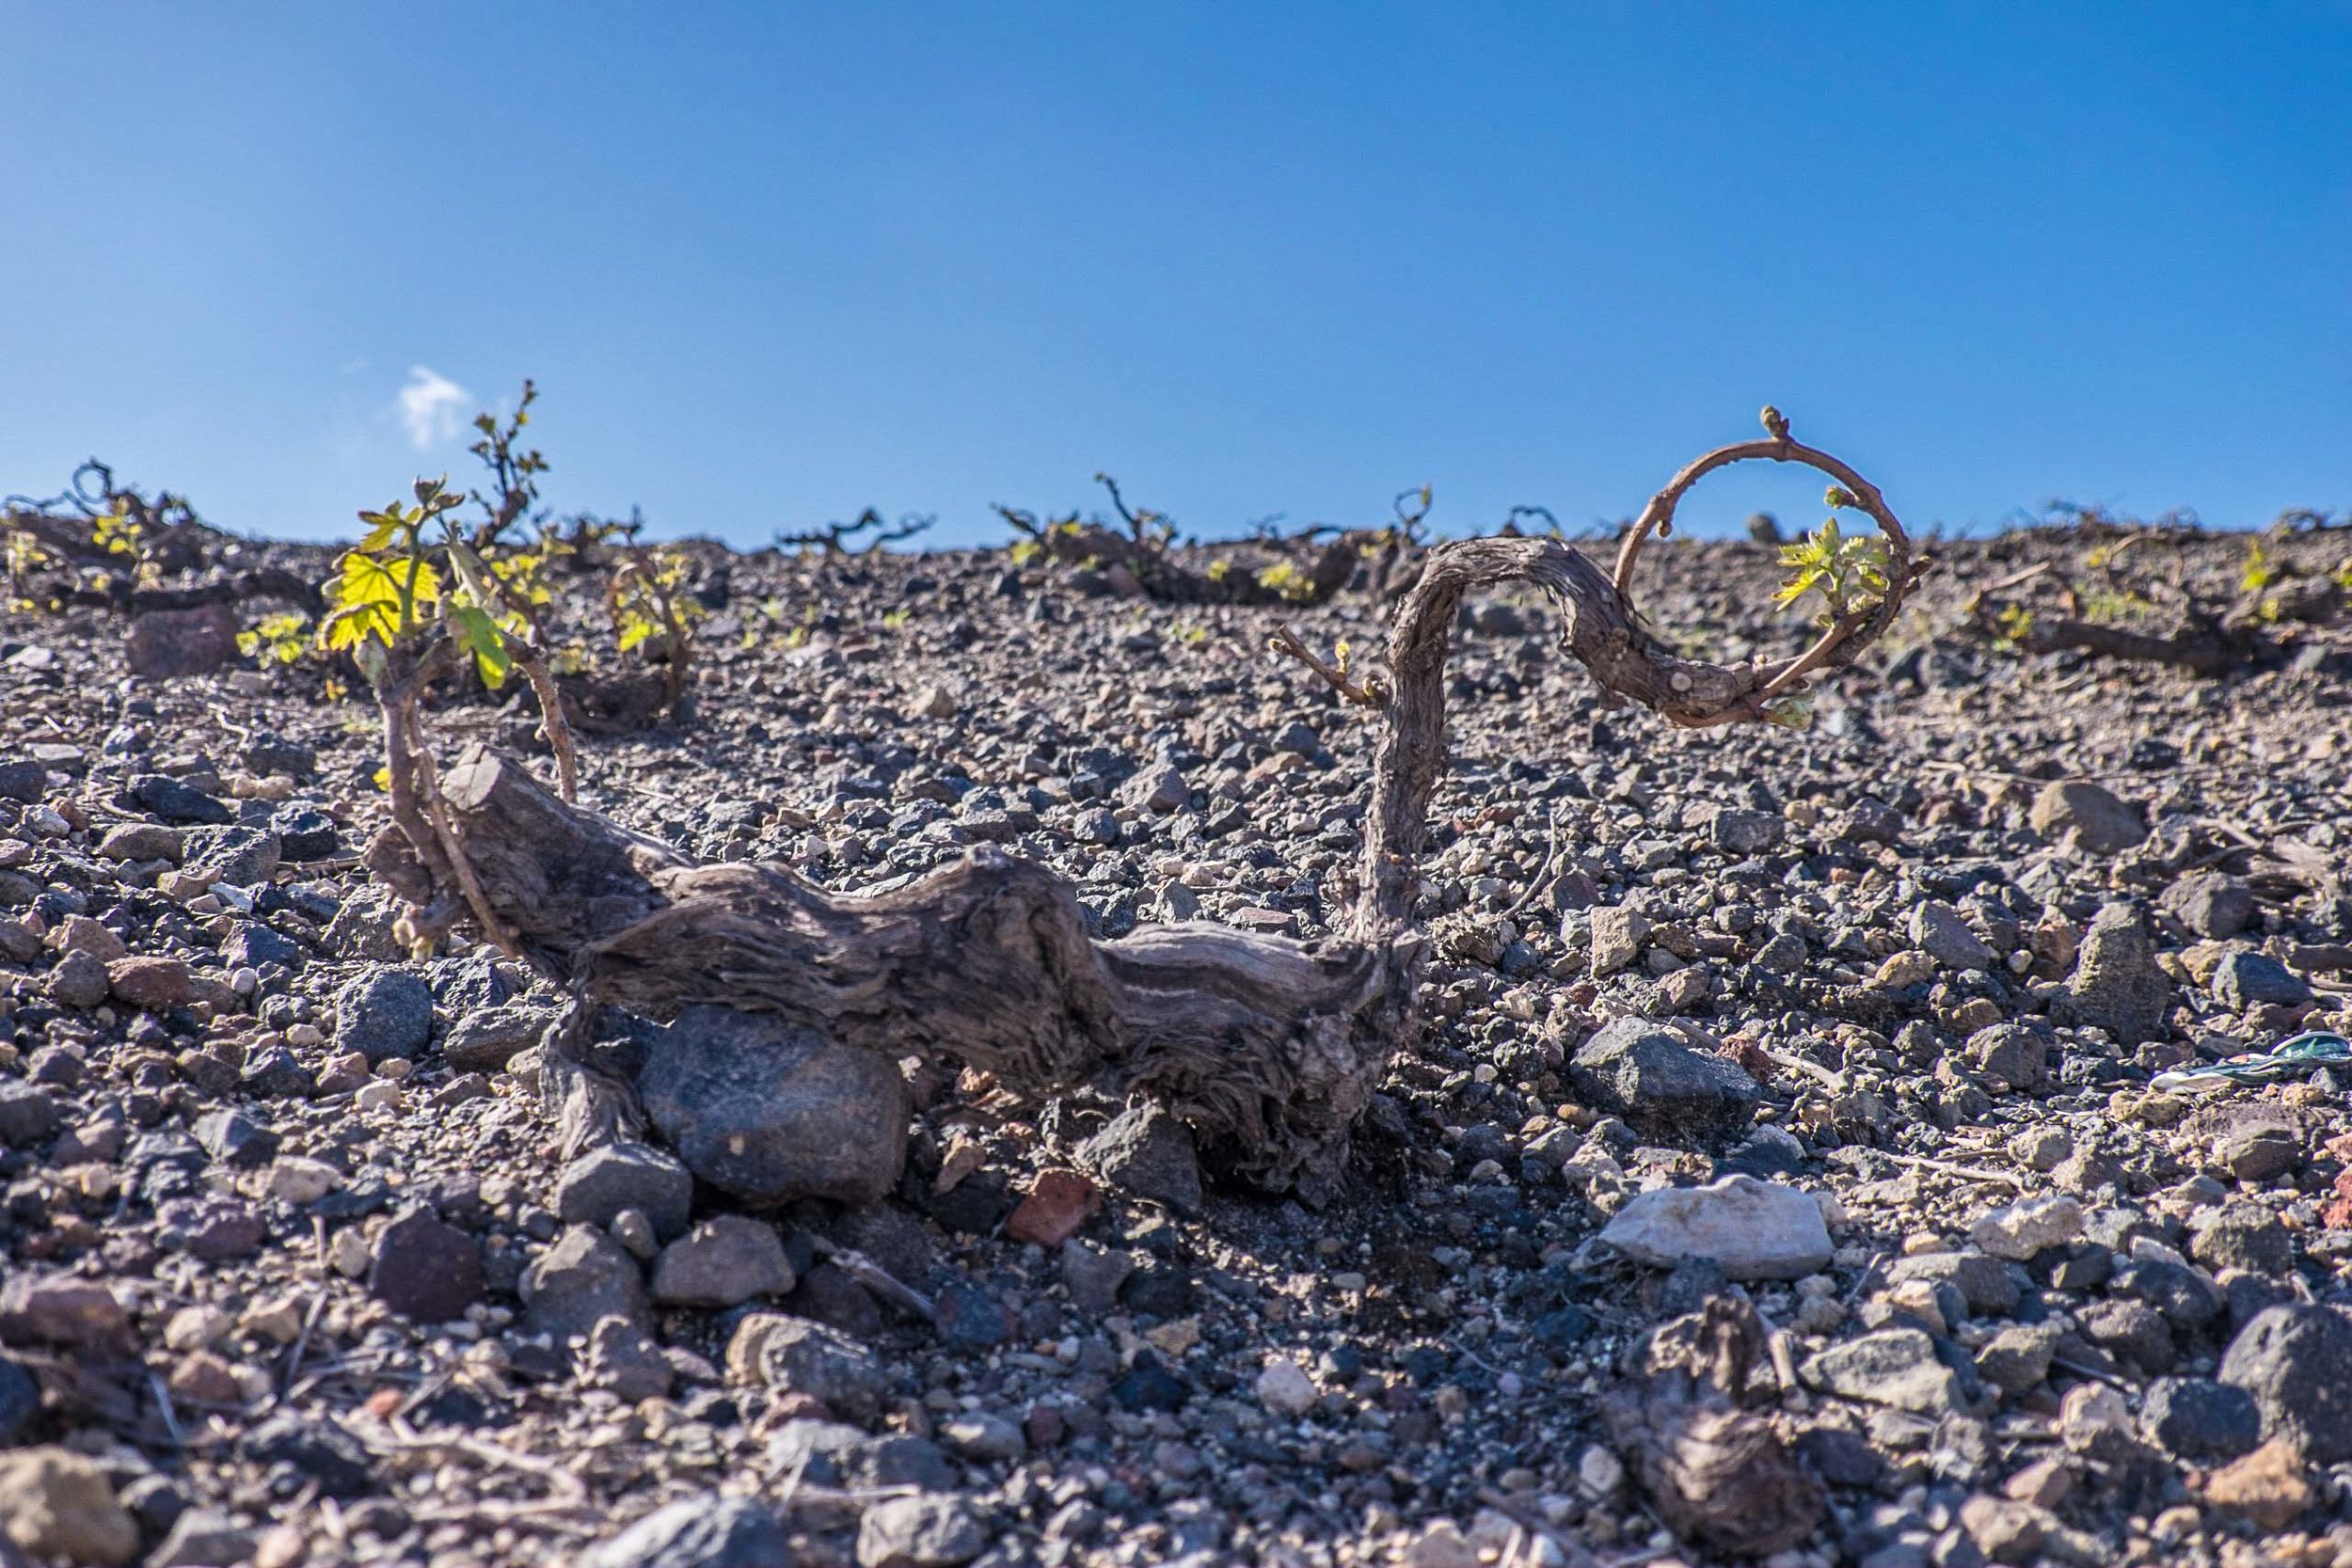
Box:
[1074,1104,1201,1214]
[2030,780,2148,854]
[1911,901,1996,971]
[1569,1019,1758,1135]
[180,825,281,887]
[2219,1305,2352,1462]
[2212,951,2312,1009]
[124,604,240,680]
[640,1006,907,1207]
[2053,902,2172,1046]
[580,1496,789,1568]
[1598,1175,1831,1280]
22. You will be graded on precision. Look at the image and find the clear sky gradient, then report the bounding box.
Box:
[3,4,2346,547]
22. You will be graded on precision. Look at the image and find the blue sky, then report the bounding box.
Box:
[3,4,2346,547]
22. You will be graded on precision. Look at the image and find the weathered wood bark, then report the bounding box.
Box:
[372,426,1915,1199]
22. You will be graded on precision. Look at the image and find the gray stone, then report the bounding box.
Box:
[2212,951,2312,1008]
[0,1446,139,1567]
[1708,808,1784,855]
[1059,1242,1133,1314]
[580,1496,789,1568]
[131,773,231,825]
[442,1003,555,1071]
[582,1315,675,1402]
[640,1006,908,1207]
[1804,1329,1964,1414]
[1119,764,1190,814]
[0,761,44,804]
[0,1083,59,1147]
[2030,780,2147,854]
[1973,1323,2060,1395]
[45,948,110,1009]
[268,803,341,861]
[1598,1175,1831,1280]
[1911,901,1996,971]
[369,1208,484,1323]
[1964,1023,2050,1093]
[1074,1104,1201,1214]
[2053,902,2172,1047]
[555,1143,695,1241]
[2161,871,2255,940]
[2219,1305,2352,1462]
[524,1225,651,1343]
[651,1216,795,1307]
[725,1314,886,1420]
[1569,1018,1759,1136]
[2193,1206,2295,1275]
[1887,1252,2021,1318]
[940,1411,1026,1463]
[180,825,280,886]
[857,1494,988,1568]
[149,1507,259,1567]
[2142,1377,2262,1462]
[334,968,435,1065]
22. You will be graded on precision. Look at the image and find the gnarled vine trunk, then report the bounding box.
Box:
[368,422,1915,1201]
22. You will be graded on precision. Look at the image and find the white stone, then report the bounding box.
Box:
[1255,1357,1318,1418]
[1598,1174,1834,1280]
[1970,1195,2085,1260]
[265,1156,342,1205]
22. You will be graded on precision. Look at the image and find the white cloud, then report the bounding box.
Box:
[398,366,471,451]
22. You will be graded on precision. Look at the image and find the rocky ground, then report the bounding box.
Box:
[0,519,2350,1568]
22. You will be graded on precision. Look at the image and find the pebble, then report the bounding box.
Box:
[1255,1356,1319,1417]
[333,968,435,1064]
[1970,1195,2085,1260]
[0,1446,139,1567]
[1599,1174,1833,1279]
[1074,1103,1201,1214]
[580,1496,789,1568]
[1569,1019,1759,1135]
[556,1142,696,1241]
[650,1216,796,1307]
[856,1494,988,1568]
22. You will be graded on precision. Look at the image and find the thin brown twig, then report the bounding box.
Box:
[1265,624,1385,706]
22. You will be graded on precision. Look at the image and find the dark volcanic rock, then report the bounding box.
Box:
[1569,1018,1759,1135]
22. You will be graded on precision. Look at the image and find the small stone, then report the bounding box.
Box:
[856,1494,987,1568]
[125,604,241,679]
[725,1314,885,1420]
[525,1226,651,1343]
[442,1003,553,1071]
[1708,808,1784,855]
[1588,906,1650,977]
[2053,903,2172,1047]
[651,1216,795,1307]
[1973,1323,2061,1396]
[181,824,280,886]
[267,803,341,862]
[2161,871,2255,940]
[582,1315,675,1403]
[640,1006,908,1207]
[97,823,182,863]
[0,762,43,804]
[1255,1357,1318,1417]
[0,1083,59,1147]
[2218,1304,2352,1462]
[0,1446,139,1567]
[333,968,435,1065]
[2029,780,2147,854]
[1074,1104,1201,1214]
[193,1108,278,1167]
[106,956,192,1011]
[149,1508,260,1567]
[939,1412,1025,1463]
[1,1275,130,1349]
[1004,1168,1102,1248]
[1957,1495,2044,1566]
[2212,951,2312,1008]
[1599,1174,1833,1280]
[1970,1195,2085,1261]
[1912,901,1996,971]
[132,774,232,825]
[555,1143,695,1241]
[1059,1241,1133,1313]
[2141,1377,2262,1462]
[369,1208,484,1323]
[241,1413,374,1497]
[1119,764,1189,814]
[2201,1437,2312,1532]
[2220,1122,2300,1183]
[1804,1328,1963,1414]
[1964,1023,2049,1093]
[1569,1018,1759,1136]
[44,949,109,1009]
[580,1496,788,1568]
[2192,1205,2294,1274]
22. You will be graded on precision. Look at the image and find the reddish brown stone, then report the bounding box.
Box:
[106,956,192,1011]
[1004,1168,1102,1248]
[124,604,241,678]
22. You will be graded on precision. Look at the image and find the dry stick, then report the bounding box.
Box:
[406,710,521,958]
[1264,624,1384,706]
[376,419,1915,1197]
[511,648,579,803]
